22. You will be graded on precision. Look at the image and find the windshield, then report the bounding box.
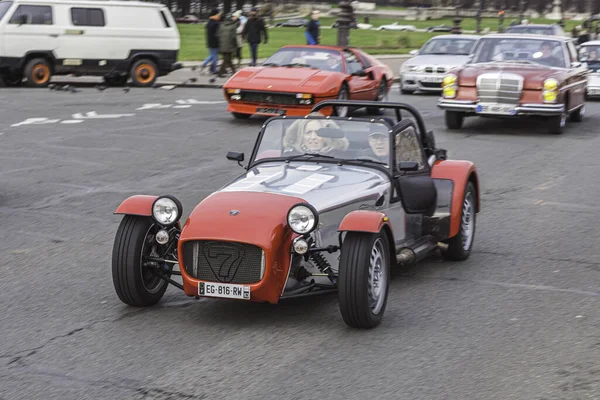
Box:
[505,26,557,35]
[0,1,13,21]
[253,117,393,167]
[420,38,476,55]
[262,48,343,72]
[582,45,600,64]
[471,37,567,68]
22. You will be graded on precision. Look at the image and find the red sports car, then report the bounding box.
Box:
[223,45,394,119]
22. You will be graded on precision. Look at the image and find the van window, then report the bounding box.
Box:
[159,10,170,27]
[0,1,13,22]
[9,4,52,24]
[71,7,104,26]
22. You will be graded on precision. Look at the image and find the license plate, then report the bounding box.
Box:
[476,103,516,115]
[588,89,600,95]
[421,76,443,83]
[256,107,286,115]
[198,282,250,300]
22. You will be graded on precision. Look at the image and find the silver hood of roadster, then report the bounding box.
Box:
[219,161,391,212]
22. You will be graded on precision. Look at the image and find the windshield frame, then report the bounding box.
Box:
[0,1,14,22]
[247,115,396,178]
[419,37,477,56]
[469,36,569,68]
[261,47,345,72]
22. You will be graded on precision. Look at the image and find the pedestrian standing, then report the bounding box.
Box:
[305,10,320,45]
[217,13,238,78]
[242,7,268,67]
[200,8,221,75]
[232,10,246,67]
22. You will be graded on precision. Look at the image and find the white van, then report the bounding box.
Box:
[0,0,182,87]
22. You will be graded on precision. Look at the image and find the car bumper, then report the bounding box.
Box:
[586,77,600,96]
[399,72,445,92]
[437,99,566,116]
[226,98,336,117]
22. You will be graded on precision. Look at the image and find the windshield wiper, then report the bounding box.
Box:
[281,63,312,68]
[262,62,279,67]
[284,153,336,162]
[337,157,388,166]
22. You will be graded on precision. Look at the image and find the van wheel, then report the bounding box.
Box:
[24,58,52,88]
[130,59,158,87]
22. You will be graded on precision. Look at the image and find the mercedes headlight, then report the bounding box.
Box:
[287,203,319,235]
[543,78,559,103]
[442,74,457,87]
[152,195,183,227]
[543,78,558,91]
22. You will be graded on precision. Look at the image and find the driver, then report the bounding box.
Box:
[358,124,389,163]
[283,112,349,155]
[589,50,598,61]
[537,41,562,67]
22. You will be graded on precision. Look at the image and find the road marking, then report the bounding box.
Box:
[173,105,192,109]
[61,120,84,124]
[11,118,61,127]
[72,111,135,119]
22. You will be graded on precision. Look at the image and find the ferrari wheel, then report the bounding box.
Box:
[232,112,251,119]
[367,79,387,115]
[112,215,171,307]
[338,230,391,329]
[443,181,476,261]
[334,84,349,117]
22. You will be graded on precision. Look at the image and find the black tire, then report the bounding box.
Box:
[569,104,585,122]
[334,84,349,117]
[112,215,169,307]
[445,110,464,130]
[400,88,414,95]
[548,111,566,134]
[232,112,251,119]
[104,75,128,87]
[24,58,52,88]
[443,181,476,261]
[338,230,391,329]
[367,79,387,115]
[130,59,158,87]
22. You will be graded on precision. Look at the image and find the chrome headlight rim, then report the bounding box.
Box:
[151,195,183,228]
[286,202,319,236]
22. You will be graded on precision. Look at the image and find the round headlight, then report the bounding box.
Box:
[287,203,318,235]
[152,195,182,226]
[443,85,457,98]
[442,74,457,87]
[544,78,558,91]
[543,90,558,103]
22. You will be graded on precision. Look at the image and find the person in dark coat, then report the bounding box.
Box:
[200,8,221,75]
[217,14,238,78]
[305,10,320,45]
[242,7,268,66]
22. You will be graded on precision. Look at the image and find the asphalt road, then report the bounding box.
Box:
[0,86,599,400]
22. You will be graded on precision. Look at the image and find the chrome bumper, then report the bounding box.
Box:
[437,99,565,116]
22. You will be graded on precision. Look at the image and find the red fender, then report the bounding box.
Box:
[114,195,158,216]
[338,210,392,233]
[431,160,480,238]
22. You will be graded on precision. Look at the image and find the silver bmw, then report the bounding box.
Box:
[400,34,480,94]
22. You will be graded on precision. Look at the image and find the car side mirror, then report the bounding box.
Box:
[571,61,582,68]
[409,49,419,56]
[227,151,244,167]
[352,69,367,77]
[398,161,419,171]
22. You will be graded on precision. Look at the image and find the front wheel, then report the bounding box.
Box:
[443,181,476,261]
[338,230,391,329]
[112,215,171,307]
[367,79,388,115]
[445,110,464,130]
[232,112,251,119]
[130,59,158,87]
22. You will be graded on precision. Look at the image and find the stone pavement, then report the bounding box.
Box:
[50,55,411,88]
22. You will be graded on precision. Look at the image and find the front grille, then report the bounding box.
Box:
[183,240,264,284]
[240,90,297,105]
[421,81,442,88]
[425,66,446,74]
[477,73,523,104]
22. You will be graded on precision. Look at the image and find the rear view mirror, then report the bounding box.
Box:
[398,161,419,171]
[317,127,344,138]
[227,151,244,167]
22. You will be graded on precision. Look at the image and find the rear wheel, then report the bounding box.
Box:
[443,181,476,261]
[367,79,388,115]
[445,111,464,130]
[334,84,349,117]
[112,215,171,307]
[24,58,52,88]
[338,230,391,329]
[232,112,251,119]
[130,59,158,87]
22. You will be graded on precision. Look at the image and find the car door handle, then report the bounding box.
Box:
[64,29,84,35]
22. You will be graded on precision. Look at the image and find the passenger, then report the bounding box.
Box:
[283,113,349,155]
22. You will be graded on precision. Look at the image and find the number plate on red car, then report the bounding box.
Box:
[198,282,250,300]
[256,107,286,115]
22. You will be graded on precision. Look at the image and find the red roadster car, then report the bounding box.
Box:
[223,45,394,119]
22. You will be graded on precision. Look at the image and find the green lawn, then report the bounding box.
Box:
[178,16,579,61]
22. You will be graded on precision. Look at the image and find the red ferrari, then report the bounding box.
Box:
[223,45,394,119]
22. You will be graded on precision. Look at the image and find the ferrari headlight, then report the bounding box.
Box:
[226,88,240,94]
[287,203,318,235]
[543,78,558,91]
[442,74,457,87]
[152,195,182,226]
